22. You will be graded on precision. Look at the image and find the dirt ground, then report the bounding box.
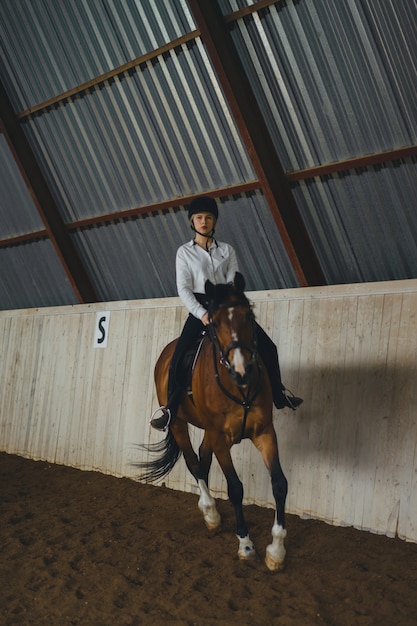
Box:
[1,452,417,626]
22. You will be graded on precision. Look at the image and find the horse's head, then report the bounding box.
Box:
[205,272,257,388]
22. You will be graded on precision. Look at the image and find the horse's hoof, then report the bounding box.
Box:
[265,552,285,571]
[265,543,286,571]
[204,515,221,532]
[237,536,257,561]
[238,549,257,561]
[200,504,221,531]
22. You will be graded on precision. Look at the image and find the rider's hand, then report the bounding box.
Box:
[201,312,210,326]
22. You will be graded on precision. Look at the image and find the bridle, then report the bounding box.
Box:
[208,300,263,442]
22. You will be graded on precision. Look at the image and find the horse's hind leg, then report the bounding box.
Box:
[265,455,287,571]
[255,427,288,571]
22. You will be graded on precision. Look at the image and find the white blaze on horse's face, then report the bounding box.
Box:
[228,307,246,377]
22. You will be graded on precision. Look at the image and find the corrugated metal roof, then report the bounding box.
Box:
[1,0,417,311]
[24,39,255,223]
[0,0,197,109]
[293,158,417,284]
[229,0,417,170]
[0,239,78,309]
[0,134,44,238]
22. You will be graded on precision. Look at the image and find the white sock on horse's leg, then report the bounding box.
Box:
[265,520,287,571]
[197,479,221,530]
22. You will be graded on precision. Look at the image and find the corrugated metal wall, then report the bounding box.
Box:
[1,0,197,107]
[1,279,416,542]
[1,1,417,310]
[227,0,417,168]
[227,0,417,284]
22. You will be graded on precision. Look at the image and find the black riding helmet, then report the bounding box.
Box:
[188,196,219,222]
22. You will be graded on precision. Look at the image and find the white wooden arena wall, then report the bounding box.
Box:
[1,280,416,543]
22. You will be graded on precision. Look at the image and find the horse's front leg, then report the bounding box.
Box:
[214,443,256,561]
[196,432,221,530]
[174,425,221,531]
[255,427,288,571]
[265,512,287,572]
[197,479,221,531]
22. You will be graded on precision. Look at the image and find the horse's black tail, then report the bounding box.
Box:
[133,429,182,483]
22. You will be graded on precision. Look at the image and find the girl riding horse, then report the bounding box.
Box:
[150,195,302,432]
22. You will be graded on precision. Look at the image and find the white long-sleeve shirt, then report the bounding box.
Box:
[176,239,239,320]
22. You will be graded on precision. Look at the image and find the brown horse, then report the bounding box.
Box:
[138,272,287,571]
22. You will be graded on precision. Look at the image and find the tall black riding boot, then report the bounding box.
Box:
[255,323,303,411]
[265,352,303,410]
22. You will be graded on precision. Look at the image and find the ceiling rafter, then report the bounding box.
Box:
[224,0,285,22]
[287,145,417,181]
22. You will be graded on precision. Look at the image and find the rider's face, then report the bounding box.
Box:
[192,212,216,232]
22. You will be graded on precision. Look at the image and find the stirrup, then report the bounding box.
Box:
[149,406,172,432]
[283,389,303,410]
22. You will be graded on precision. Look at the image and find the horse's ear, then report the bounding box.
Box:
[234,272,245,293]
[205,279,216,299]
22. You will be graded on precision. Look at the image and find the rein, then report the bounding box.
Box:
[208,303,262,443]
